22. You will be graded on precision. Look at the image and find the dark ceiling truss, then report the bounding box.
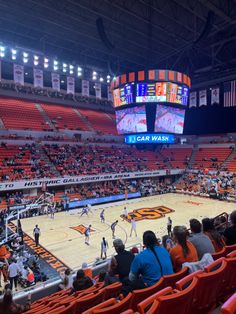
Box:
[0,0,235,85]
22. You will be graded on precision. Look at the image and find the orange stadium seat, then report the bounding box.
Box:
[221,293,236,314]
[137,278,197,314]
[75,290,105,314]
[102,282,122,300]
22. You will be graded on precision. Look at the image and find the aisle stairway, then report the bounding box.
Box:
[74,108,94,131]
[35,104,55,130]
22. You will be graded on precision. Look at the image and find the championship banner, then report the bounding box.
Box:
[51,73,60,91]
[13,64,24,85]
[189,91,197,108]
[95,82,101,99]
[199,90,207,106]
[67,76,75,94]
[211,87,220,105]
[82,80,89,96]
[107,85,113,101]
[33,69,43,88]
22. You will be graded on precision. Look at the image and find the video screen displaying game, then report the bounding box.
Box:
[115,105,147,134]
[154,104,185,134]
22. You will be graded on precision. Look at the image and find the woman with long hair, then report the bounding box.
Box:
[202,218,225,252]
[0,288,31,314]
[170,226,198,272]
[129,230,173,286]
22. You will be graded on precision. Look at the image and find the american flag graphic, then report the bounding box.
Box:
[224,80,236,107]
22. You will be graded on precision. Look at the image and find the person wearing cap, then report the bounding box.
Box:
[109,238,134,282]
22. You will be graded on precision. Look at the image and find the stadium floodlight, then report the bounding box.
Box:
[0,46,5,57]
[99,77,104,82]
[0,46,5,52]
[69,70,74,75]
[53,60,58,65]
[93,71,97,76]
[54,65,58,71]
[23,57,28,63]
[61,80,64,83]
[77,66,82,71]
[44,62,49,68]
[69,65,74,69]
[92,76,97,80]
[44,57,49,63]
[34,55,39,60]
[107,75,111,79]
[77,71,82,77]
[63,63,67,73]
[34,60,39,66]
[23,52,28,58]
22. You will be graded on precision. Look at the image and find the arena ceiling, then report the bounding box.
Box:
[0,0,236,87]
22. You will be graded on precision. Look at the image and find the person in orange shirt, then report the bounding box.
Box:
[170,226,198,272]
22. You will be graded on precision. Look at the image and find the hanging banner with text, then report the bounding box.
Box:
[67,76,75,94]
[82,80,89,96]
[51,72,60,91]
[107,85,113,101]
[189,91,197,108]
[211,87,220,105]
[0,169,183,191]
[199,89,207,106]
[33,69,43,88]
[14,64,24,85]
[95,82,101,99]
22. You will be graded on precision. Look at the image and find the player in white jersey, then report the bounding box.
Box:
[122,206,128,221]
[130,216,137,237]
[85,224,92,245]
[100,209,105,223]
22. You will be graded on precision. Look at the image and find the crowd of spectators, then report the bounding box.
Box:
[91,210,236,297]
[176,170,236,200]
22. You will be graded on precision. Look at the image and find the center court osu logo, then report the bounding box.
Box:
[70,224,95,234]
[121,206,174,222]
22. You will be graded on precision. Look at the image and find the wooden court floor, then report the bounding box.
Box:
[19,193,235,270]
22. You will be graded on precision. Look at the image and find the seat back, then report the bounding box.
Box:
[204,258,228,301]
[130,278,166,311]
[211,247,226,260]
[224,244,236,256]
[227,250,236,258]
[221,292,236,314]
[224,257,236,296]
[103,282,122,300]
[162,267,189,287]
[47,301,76,314]
[93,293,132,314]
[76,290,104,314]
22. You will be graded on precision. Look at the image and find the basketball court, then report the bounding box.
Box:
[16,193,234,271]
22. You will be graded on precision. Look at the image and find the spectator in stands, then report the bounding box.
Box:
[189,219,215,259]
[8,260,20,291]
[72,269,93,292]
[0,288,31,314]
[59,268,73,290]
[223,210,236,245]
[109,239,134,282]
[170,226,198,272]
[202,218,225,252]
[129,230,173,286]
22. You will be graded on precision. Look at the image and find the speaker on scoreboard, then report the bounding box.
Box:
[194,11,215,44]
[96,17,115,51]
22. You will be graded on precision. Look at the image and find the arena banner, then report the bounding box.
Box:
[0,169,183,191]
[82,80,89,96]
[95,82,101,99]
[199,89,207,106]
[33,68,43,88]
[13,64,24,85]
[189,91,197,107]
[51,72,60,91]
[67,76,75,94]
[211,87,220,105]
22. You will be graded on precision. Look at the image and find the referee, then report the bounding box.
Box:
[33,225,41,246]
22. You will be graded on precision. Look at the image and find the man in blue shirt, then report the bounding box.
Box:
[129,230,173,286]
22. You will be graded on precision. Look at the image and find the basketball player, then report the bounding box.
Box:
[111,220,118,239]
[122,206,128,221]
[80,206,89,217]
[87,203,93,214]
[85,224,92,245]
[100,209,105,223]
[49,204,55,219]
[130,216,137,237]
